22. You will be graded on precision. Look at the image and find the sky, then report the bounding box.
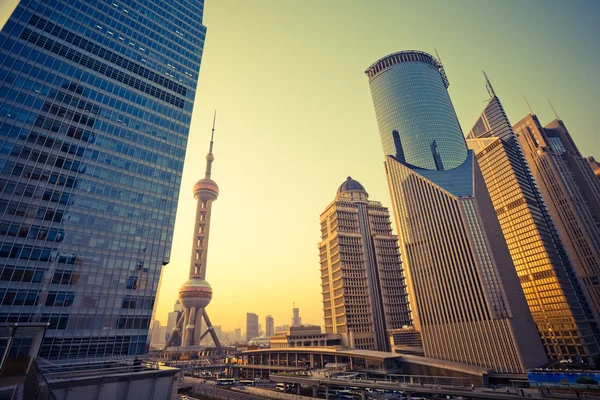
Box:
[2,1,600,333]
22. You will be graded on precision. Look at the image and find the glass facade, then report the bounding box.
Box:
[366,51,467,171]
[467,94,600,363]
[0,0,206,359]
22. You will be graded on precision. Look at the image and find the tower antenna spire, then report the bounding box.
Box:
[205,111,216,179]
[523,95,534,115]
[547,99,561,120]
[435,48,442,64]
[483,70,496,98]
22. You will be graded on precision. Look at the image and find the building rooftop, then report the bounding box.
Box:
[337,176,366,194]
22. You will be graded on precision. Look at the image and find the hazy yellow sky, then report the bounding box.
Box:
[156,0,600,332]
[2,1,599,333]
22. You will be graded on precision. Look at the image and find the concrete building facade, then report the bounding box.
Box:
[465,77,600,363]
[318,177,411,352]
[514,114,600,324]
[365,50,547,374]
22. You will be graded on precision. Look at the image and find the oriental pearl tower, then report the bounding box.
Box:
[164,113,221,349]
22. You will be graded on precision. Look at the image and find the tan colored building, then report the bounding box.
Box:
[514,114,600,326]
[589,156,600,181]
[366,50,547,374]
[269,325,342,349]
[466,81,600,363]
[318,177,412,352]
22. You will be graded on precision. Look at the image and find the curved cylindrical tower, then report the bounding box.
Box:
[365,50,467,170]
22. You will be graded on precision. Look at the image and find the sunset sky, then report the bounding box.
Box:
[2,1,599,333]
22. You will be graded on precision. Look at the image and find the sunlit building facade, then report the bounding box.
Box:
[318,177,412,352]
[466,78,600,363]
[514,115,600,324]
[588,157,600,182]
[366,50,547,374]
[0,0,206,359]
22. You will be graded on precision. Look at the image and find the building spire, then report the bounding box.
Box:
[547,99,561,120]
[205,111,216,179]
[483,70,496,98]
[435,48,442,64]
[523,95,534,115]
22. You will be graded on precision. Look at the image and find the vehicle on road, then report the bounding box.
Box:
[239,380,256,386]
[216,378,236,386]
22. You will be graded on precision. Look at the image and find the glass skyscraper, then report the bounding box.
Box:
[0,0,206,359]
[466,77,600,363]
[366,51,547,374]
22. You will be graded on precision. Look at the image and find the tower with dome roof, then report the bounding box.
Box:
[164,114,222,350]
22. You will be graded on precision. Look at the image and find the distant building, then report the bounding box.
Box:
[319,177,412,352]
[514,114,600,323]
[150,321,166,347]
[165,300,183,346]
[234,328,242,343]
[291,308,302,327]
[275,325,290,333]
[246,313,259,342]
[365,50,547,374]
[248,336,270,347]
[270,325,342,349]
[266,315,274,338]
[466,78,600,363]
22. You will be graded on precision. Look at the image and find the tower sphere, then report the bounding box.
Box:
[193,178,219,200]
[179,278,213,309]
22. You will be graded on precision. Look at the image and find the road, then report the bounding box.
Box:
[181,378,270,400]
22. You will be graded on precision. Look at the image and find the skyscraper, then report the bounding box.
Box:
[246,312,258,342]
[0,0,207,359]
[165,300,183,346]
[513,114,600,322]
[466,75,600,363]
[265,315,274,337]
[365,50,547,373]
[291,307,301,327]
[318,177,411,352]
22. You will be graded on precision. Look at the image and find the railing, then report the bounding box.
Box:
[36,355,160,381]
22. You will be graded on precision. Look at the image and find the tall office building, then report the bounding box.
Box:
[466,75,600,363]
[246,312,258,342]
[365,50,547,373]
[265,315,274,338]
[0,0,207,359]
[514,114,600,321]
[291,307,301,327]
[165,300,183,346]
[318,177,411,352]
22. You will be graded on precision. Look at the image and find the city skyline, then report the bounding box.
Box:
[2,1,599,332]
[152,0,600,331]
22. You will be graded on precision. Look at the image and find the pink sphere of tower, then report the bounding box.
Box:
[178,278,213,309]
[193,178,219,200]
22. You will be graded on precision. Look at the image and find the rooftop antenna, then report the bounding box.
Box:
[204,110,216,179]
[482,70,496,98]
[435,48,442,64]
[547,99,561,120]
[523,95,534,115]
